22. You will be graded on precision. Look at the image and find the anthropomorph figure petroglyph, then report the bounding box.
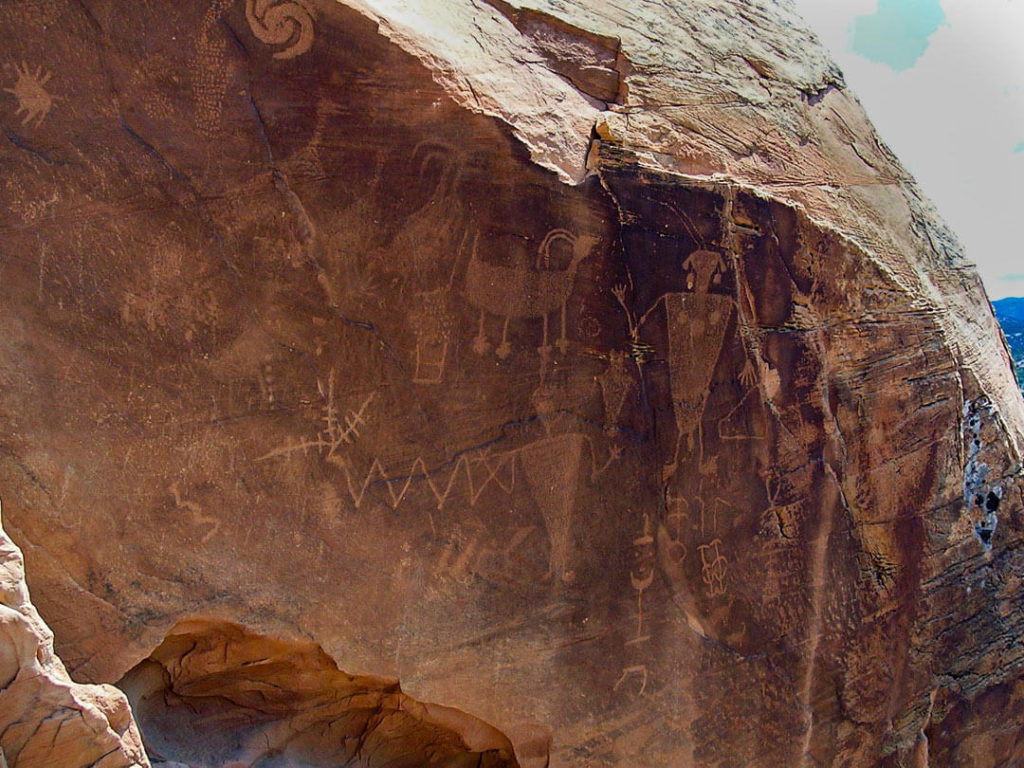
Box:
[663,249,734,477]
[613,248,735,481]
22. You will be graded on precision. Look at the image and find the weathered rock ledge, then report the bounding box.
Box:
[0,505,148,768]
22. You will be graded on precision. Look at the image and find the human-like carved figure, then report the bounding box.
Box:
[613,248,737,481]
[627,513,656,645]
[597,349,636,436]
[518,380,620,583]
[393,142,466,384]
[661,249,734,476]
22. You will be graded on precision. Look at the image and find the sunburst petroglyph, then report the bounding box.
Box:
[4,61,58,127]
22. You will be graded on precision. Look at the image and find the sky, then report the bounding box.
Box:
[791,0,1024,300]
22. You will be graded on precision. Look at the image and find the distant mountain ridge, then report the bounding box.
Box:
[994,296,1024,390]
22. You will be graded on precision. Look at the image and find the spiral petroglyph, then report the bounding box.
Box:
[245,0,315,60]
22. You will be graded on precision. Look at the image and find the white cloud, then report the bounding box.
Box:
[792,0,1024,299]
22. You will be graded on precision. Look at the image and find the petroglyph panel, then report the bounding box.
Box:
[0,2,1019,767]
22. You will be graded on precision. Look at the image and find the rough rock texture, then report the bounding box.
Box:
[118,618,517,767]
[1,0,1023,766]
[0,505,149,768]
[994,298,1024,391]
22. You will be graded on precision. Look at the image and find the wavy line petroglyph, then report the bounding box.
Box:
[326,451,517,512]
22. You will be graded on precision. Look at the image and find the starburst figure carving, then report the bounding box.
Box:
[4,62,57,127]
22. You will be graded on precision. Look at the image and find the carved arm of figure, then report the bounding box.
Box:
[587,437,623,481]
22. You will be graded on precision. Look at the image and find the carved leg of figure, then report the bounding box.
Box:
[538,313,552,357]
[497,316,512,359]
[414,339,447,383]
[556,301,569,354]
[473,311,490,355]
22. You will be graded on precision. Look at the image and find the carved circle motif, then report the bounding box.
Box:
[245,0,315,60]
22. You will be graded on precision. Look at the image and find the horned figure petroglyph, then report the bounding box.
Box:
[466,229,600,359]
[245,0,315,60]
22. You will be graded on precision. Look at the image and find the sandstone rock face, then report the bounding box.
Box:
[0,506,149,768]
[1,1,1023,767]
[118,618,516,767]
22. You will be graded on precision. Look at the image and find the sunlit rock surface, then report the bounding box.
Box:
[0,506,149,768]
[1,0,1022,766]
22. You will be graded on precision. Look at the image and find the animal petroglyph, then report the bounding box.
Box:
[436,524,537,583]
[613,664,648,697]
[4,61,58,127]
[170,482,220,543]
[245,0,315,60]
[436,525,486,585]
[466,229,600,359]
